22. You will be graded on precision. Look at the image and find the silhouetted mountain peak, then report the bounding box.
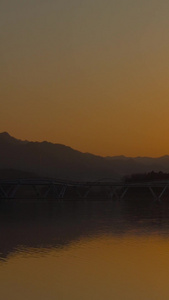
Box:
[0,132,25,144]
[0,132,11,138]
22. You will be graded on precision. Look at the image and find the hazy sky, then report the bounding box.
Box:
[1,0,169,157]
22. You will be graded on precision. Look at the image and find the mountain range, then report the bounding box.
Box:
[0,132,169,181]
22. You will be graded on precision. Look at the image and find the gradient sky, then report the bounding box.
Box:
[1,0,169,157]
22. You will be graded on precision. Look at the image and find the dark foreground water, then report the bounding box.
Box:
[1,199,169,299]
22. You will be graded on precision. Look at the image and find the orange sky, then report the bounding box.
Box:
[1,0,169,157]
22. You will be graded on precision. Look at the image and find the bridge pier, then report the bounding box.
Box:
[58,185,67,199]
[76,186,92,199]
[148,185,169,201]
[120,187,129,199]
[149,187,158,200]
[158,185,168,201]
[108,187,120,200]
[0,185,8,199]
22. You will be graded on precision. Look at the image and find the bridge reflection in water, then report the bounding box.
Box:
[0,179,169,201]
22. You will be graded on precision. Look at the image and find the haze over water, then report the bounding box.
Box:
[1,199,169,300]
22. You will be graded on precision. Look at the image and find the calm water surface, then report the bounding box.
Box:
[0,199,169,300]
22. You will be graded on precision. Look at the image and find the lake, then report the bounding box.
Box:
[0,199,169,300]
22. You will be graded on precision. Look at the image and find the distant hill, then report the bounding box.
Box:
[0,132,169,181]
[0,169,39,180]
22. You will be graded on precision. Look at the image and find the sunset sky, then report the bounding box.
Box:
[1,0,169,157]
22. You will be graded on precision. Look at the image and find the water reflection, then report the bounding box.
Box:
[0,199,169,261]
[1,199,169,300]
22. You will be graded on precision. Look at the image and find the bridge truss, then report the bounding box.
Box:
[0,179,169,201]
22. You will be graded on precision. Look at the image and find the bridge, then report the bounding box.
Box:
[0,178,169,201]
